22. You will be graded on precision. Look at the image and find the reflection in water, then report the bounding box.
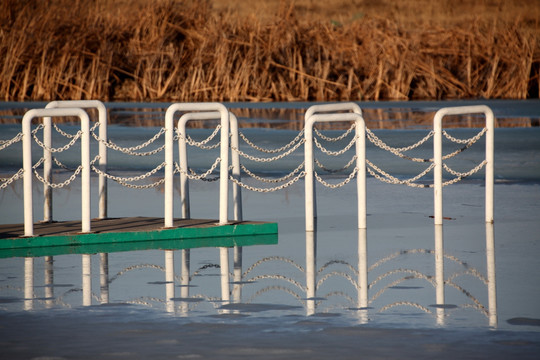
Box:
[44,256,53,308]
[100,253,109,304]
[24,257,33,311]
[13,226,497,328]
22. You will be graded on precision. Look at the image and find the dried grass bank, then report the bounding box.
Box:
[1,0,539,102]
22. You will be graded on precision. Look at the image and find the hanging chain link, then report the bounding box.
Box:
[443,127,487,144]
[33,129,82,153]
[176,125,222,149]
[240,161,305,183]
[174,157,221,181]
[53,123,81,139]
[92,160,166,184]
[313,123,356,142]
[91,126,166,156]
[441,160,487,186]
[315,155,357,173]
[0,132,23,150]
[0,168,24,189]
[53,156,76,171]
[366,128,433,162]
[229,170,306,193]
[313,135,358,156]
[232,137,304,163]
[366,159,435,188]
[314,167,358,189]
[33,164,83,188]
[239,129,305,153]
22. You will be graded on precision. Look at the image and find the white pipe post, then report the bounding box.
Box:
[355,116,366,229]
[43,115,52,222]
[80,111,91,233]
[433,111,444,225]
[304,112,365,232]
[229,113,243,222]
[176,115,190,220]
[47,101,108,219]
[305,230,316,315]
[22,111,35,236]
[486,223,497,327]
[304,119,315,232]
[484,108,495,224]
[164,106,175,227]
[357,228,368,324]
[435,224,445,326]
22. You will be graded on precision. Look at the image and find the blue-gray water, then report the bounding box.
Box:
[1,100,539,359]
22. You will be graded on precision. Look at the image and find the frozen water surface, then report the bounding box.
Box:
[1,101,539,359]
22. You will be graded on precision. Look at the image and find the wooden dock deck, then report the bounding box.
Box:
[0,217,278,255]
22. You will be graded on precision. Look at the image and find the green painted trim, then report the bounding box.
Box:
[0,222,278,251]
[0,233,278,258]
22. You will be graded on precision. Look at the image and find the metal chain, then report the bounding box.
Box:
[33,129,82,153]
[443,127,487,144]
[32,156,45,169]
[53,123,80,139]
[32,124,45,134]
[232,138,304,163]
[91,127,166,156]
[366,128,433,163]
[92,161,166,183]
[176,125,222,149]
[189,168,220,182]
[314,123,355,142]
[366,159,434,188]
[239,129,305,153]
[314,167,358,189]
[53,156,76,171]
[0,168,24,189]
[366,128,434,152]
[229,170,306,192]
[313,135,358,156]
[34,164,83,188]
[315,155,357,173]
[0,132,23,150]
[441,161,487,186]
[240,161,305,183]
[116,177,166,189]
[174,157,221,181]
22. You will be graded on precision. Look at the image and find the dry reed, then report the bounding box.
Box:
[0,0,539,103]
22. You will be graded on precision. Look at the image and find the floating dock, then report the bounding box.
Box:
[0,217,278,257]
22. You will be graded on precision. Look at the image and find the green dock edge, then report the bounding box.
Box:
[0,222,278,258]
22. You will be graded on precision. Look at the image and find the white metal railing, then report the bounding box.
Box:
[433,105,494,225]
[5,102,496,237]
[304,103,365,232]
[164,102,230,228]
[22,107,92,236]
[45,100,108,220]
[175,111,242,222]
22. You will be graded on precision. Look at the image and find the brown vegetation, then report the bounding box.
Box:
[1,0,539,102]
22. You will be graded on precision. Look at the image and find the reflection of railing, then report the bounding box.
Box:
[11,223,497,327]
